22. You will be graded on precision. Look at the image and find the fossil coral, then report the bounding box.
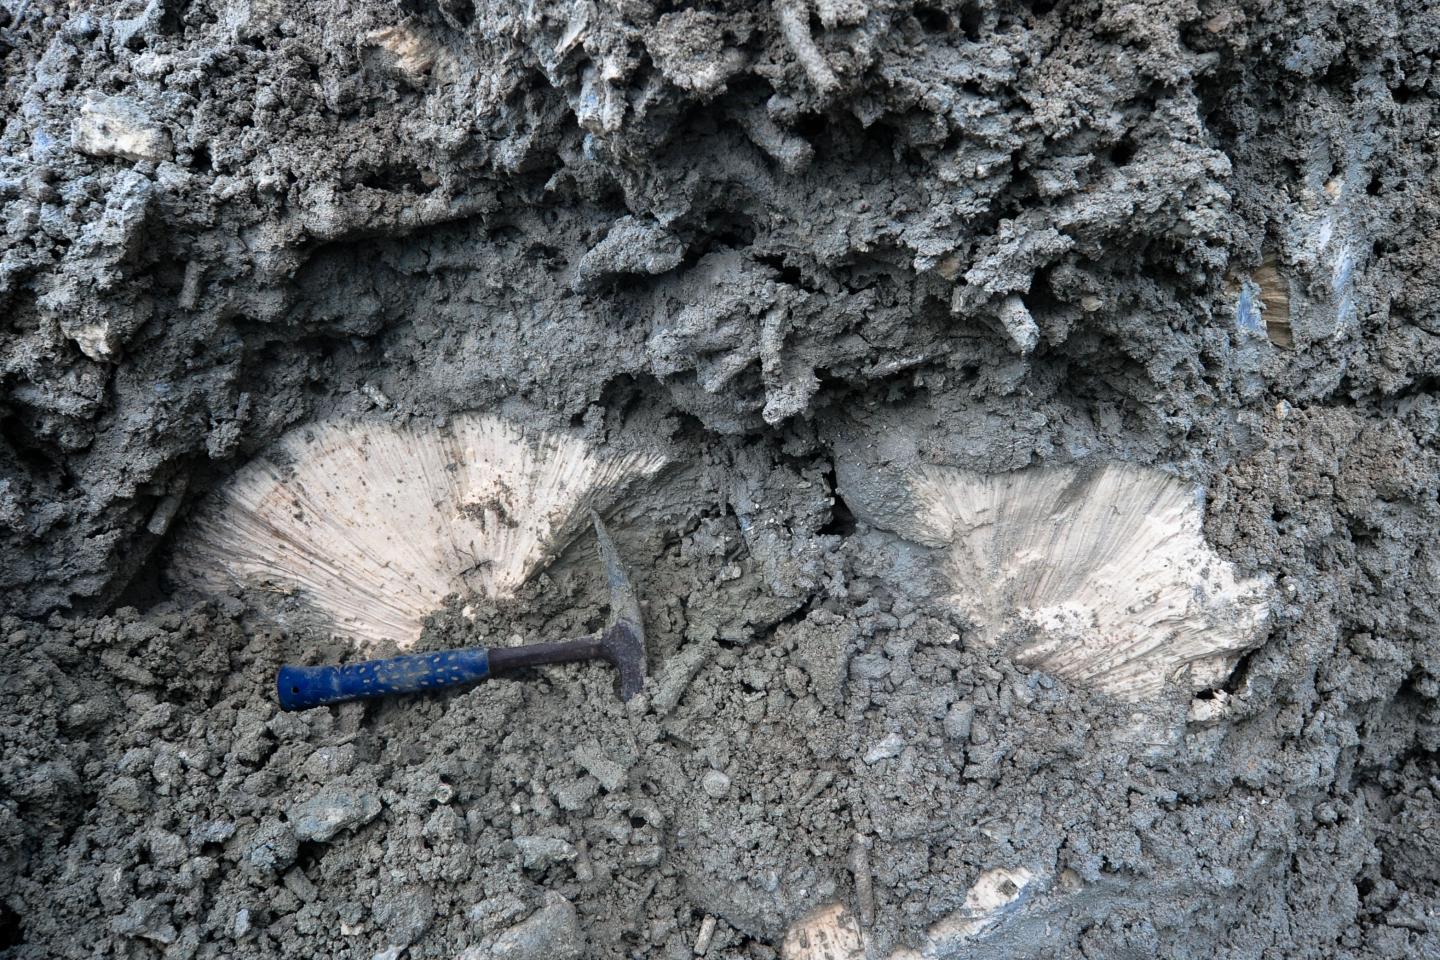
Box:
[906,463,1272,700]
[173,414,665,651]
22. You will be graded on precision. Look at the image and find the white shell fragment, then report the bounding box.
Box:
[173,414,665,650]
[365,25,454,82]
[73,95,173,163]
[781,867,1040,960]
[781,903,864,960]
[922,867,1036,947]
[1232,253,1293,350]
[911,463,1272,700]
[997,294,1040,354]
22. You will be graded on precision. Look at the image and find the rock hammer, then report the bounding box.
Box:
[276,514,646,710]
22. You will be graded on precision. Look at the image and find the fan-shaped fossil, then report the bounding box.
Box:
[173,414,665,651]
[904,463,1272,700]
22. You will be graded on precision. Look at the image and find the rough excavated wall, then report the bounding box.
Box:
[1,0,1438,958]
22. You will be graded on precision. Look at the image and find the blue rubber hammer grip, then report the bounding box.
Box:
[277,648,491,711]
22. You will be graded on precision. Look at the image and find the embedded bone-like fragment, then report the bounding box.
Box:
[575,216,685,291]
[996,294,1040,354]
[781,868,1039,960]
[574,59,628,133]
[923,867,1036,947]
[365,25,453,82]
[1252,255,1292,347]
[1272,160,1370,345]
[73,95,172,163]
[173,414,664,651]
[781,904,864,960]
[735,106,815,174]
[774,0,841,96]
[908,463,1273,700]
[1188,690,1232,724]
[646,11,748,97]
[814,0,868,29]
[1235,254,1292,349]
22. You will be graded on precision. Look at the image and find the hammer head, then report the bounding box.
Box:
[591,512,647,701]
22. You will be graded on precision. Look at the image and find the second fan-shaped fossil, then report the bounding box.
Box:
[836,459,1273,701]
[910,463,1273,699]
[172,413,665,651]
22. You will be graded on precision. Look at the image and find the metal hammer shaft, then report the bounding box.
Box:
[274,514,647,710]
[277,635,605,711]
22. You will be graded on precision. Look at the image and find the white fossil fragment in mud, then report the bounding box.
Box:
[909,463,1273,700]
[173,414,665,651]
[73,95,173,163]
[365,24,455,82]
[774,0,841,96]
[781,867,1039,960]
[919,867,1037,948]
[782,903,865,960]
[1233,253,1293,348]
[646,10,749,97]
[996,293,1041,354]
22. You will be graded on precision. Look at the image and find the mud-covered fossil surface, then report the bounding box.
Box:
[2,0,1439,957]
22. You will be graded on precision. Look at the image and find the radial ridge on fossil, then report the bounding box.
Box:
[910,463,1273,700]
[173,414,665,651]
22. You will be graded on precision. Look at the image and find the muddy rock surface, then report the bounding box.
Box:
[2,0,1439,957]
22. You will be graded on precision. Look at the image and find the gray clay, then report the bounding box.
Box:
[2,0,1439,958]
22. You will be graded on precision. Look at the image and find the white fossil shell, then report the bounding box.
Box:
[908,463,1272,700]
[173,414,665,651]
[922,866,1036,947]
[781,903,864,960]
[365,25,456,82]
[780,867,1040,960]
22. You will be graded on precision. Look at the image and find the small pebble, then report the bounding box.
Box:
[148,830,186,868]
[287,783,382,842]
[943,702,975,741]
[488,894,585,960]
[302,745,357,779]
[851,655,890,680]
[629,844,663,867]
[245,819,298,875]
[361,383,393,409]
[105,776,145,812]
[283,867,318,903]
[373,890,435,946]
[573,743,629,792]
[554,777,599,811]
[701,770,731,799]
[513,835,577,870]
